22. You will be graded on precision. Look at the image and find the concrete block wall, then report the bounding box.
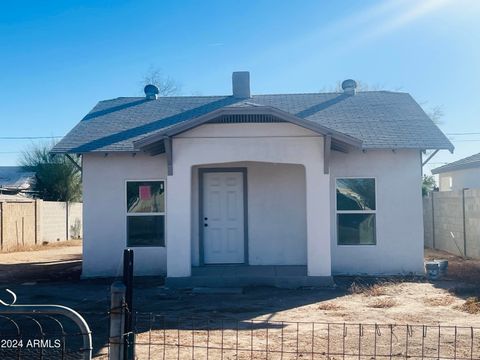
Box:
[423,195,434,248]
[68,202,83,239]
[424,189,480,259]
[465,189,480,258]
[435,191,464,256]
[41,201,67,242]
[0,199,83,251]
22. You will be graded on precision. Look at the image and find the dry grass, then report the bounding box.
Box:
[423,295,455,307]
[1,239,82,253]
[349,281,396,297]
[455,297,480,314]
[317,302,344,311]
[367,297,397,308]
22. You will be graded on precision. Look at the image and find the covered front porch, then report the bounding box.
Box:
[168,158,334,288]
[161,122,336,288]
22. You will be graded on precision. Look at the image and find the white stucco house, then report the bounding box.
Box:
[52,72,453,287]
[432,152,480,191]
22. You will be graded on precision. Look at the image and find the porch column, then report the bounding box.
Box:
[305,164,332,276]
[166,165,192,277]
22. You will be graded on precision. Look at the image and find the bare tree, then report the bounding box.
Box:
[425,105,444,125]
[141,67,180,96]
[319,80,388,93]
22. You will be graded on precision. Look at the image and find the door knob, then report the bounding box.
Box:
[204,223,208,227]
[204,217,208,220]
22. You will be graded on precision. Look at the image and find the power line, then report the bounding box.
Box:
[0,136,63,140]
[446,132,480,136]
[448,139,480,142]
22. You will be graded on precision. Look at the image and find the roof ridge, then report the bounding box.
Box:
[98,90,409,103]
[253,90,405,96]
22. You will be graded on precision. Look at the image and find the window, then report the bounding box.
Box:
[336,178,376,245]
[126,181,165,247]
[440,176,452,191]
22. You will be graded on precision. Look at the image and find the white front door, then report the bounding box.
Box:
[202,171,245,264]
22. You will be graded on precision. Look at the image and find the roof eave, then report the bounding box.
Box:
[432,161,480,174]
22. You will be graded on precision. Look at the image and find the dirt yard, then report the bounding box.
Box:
[0,239,82,283]
[1,246,479,359]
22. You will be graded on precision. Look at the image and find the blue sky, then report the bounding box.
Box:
[1,0,479,175]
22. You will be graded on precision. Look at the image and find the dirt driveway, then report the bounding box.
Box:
[0,240,82,283]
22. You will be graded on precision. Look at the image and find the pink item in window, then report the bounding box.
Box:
[139,185,151,200]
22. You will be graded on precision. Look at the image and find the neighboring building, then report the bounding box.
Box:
[0,166,35,196]
[432,152,480,191]
[52,72,453,287]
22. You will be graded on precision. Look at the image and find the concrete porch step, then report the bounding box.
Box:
[192,287,244,294]
[191,265,308,277]
[166,276,334,289]
[166,265,334,289]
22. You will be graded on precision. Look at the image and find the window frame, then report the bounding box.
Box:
[335,177,377,246]
[125,179,166,247]
[440,175,452,191]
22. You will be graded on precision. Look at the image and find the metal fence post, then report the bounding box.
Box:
[431,191,436,249]
[462,188,467,258]
[0,201,3,250]
[123,249,135,360]
[110,281,126,360]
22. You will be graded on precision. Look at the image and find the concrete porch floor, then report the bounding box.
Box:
[165,265,334,289]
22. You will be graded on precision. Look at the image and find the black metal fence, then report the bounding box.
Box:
[110,314,480,360]
[0,312,94,359]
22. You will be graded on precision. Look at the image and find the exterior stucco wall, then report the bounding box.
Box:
[82,152,167,277]
[191,162,307,266]
[438,168,480,191]
[330,149,424,275]
[81,123,425,278]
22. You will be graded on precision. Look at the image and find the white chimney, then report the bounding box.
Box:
[232,71,251,98]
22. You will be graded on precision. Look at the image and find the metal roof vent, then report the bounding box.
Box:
[232,71,251,98]
[144,84,159,100]
[341,79,357,96]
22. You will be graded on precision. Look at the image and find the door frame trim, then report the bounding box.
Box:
[198,167,249,266]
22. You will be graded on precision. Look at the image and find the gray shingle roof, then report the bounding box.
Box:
[52,91,453,154]
[431,152,480,174]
